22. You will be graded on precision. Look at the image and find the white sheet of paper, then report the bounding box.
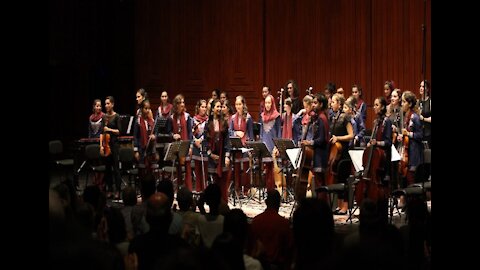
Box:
[286,148,302,169]
[391,145,401,162]
[348,150,364,172]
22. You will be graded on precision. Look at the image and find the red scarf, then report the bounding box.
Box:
[356,99,364,111]
[194,114,208,135]
[160,103,173,117]
[282,112,293,139]
[172,113,188,140]
[232,113,248,144]
[89,112,104,122]
[139,116,154,148]
[261,94,280,123]
[209,118,226,176]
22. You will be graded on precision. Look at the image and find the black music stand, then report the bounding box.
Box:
[229,137,246,207]
[246,141,271,203]
[273,138,296,202]
[163,140,190,187]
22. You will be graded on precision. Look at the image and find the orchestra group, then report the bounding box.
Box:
[87,79,431,213]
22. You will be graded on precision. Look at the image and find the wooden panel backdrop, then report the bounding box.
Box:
[49,0,430,143]
[135,0,431,128]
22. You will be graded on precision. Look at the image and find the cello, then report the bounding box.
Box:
[355,117,386,205]
[294,117,314,201]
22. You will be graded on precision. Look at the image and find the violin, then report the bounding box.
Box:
[398,111,410,177]
[100,117,111,157]
[277,88,284,115]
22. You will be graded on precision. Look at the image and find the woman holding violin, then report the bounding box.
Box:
[328,93,354,215]
[398,91,424,186]
[101,96,123,199]
[133,99,159,176]
[387,89,403,190]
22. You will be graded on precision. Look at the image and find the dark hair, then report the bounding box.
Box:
[137,88,148,99]
[313,93,328,111]
[352,83,363,97]
[286,79,300,98]
[375,96,388,116]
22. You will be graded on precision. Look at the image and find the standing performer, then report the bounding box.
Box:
[88,99,104,138]
[168,94,194,190]
[229,95,254,196]
[133,99,159,176]
[259,94,282,191]
[100,96,123,199]
[419,80,431,148]
[387,88,403,190]
[328,93,353,215]
[352,84,367,124]
[398,91,424,186]
[192,99,209,192]
[205,99,231,201]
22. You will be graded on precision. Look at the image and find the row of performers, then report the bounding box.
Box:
[88,90,424,205]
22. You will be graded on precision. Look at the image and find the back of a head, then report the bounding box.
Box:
[177,186,193,211]
[204,183,221,209]
[146,192,172,231]
[265,189,281,210]
[140,173,156,202]
[293,198,334,250]
[359,198,385,234]
[122,186,137,207]
[156,179,175,206]
[223,209,248,244]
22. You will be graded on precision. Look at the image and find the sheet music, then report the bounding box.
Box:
[286,148,301,169]
[391,145,401,162]
[126,116,134,135]
[348,150,364,172]
[239,147,252,153]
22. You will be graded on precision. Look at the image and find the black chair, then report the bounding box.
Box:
[392,149,432,222]
[118,147,139,188]
[84,144,106,187]
[49,140,74,182]
[316,159,358,223]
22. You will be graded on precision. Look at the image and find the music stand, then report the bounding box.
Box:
[163,140,191,186]
[246,141,271,203]
[273,138,296,202]
[229,137,247,207]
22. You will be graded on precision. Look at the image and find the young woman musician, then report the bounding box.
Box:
[259,94,282,191]
[192,99,209,192]
[307,93,330,195]
[398,91,424,186]
[156,91,172,119]
[344,96,366,148]
[101,96,123,199]
[281,98,294,139]
[135,88,148,118]
[351,84,367,124]
[168,94,194,190]
[328,93,354,215]
[419,80,431,148]
[363,96,392,220]
[88,99,104,138]
[387,88,403,190]
[205,99,231,201]
[133,99,159,175]
[229,95,254,195]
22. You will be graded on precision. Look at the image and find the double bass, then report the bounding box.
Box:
[355,117,386,205]
[294,117,314,201]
